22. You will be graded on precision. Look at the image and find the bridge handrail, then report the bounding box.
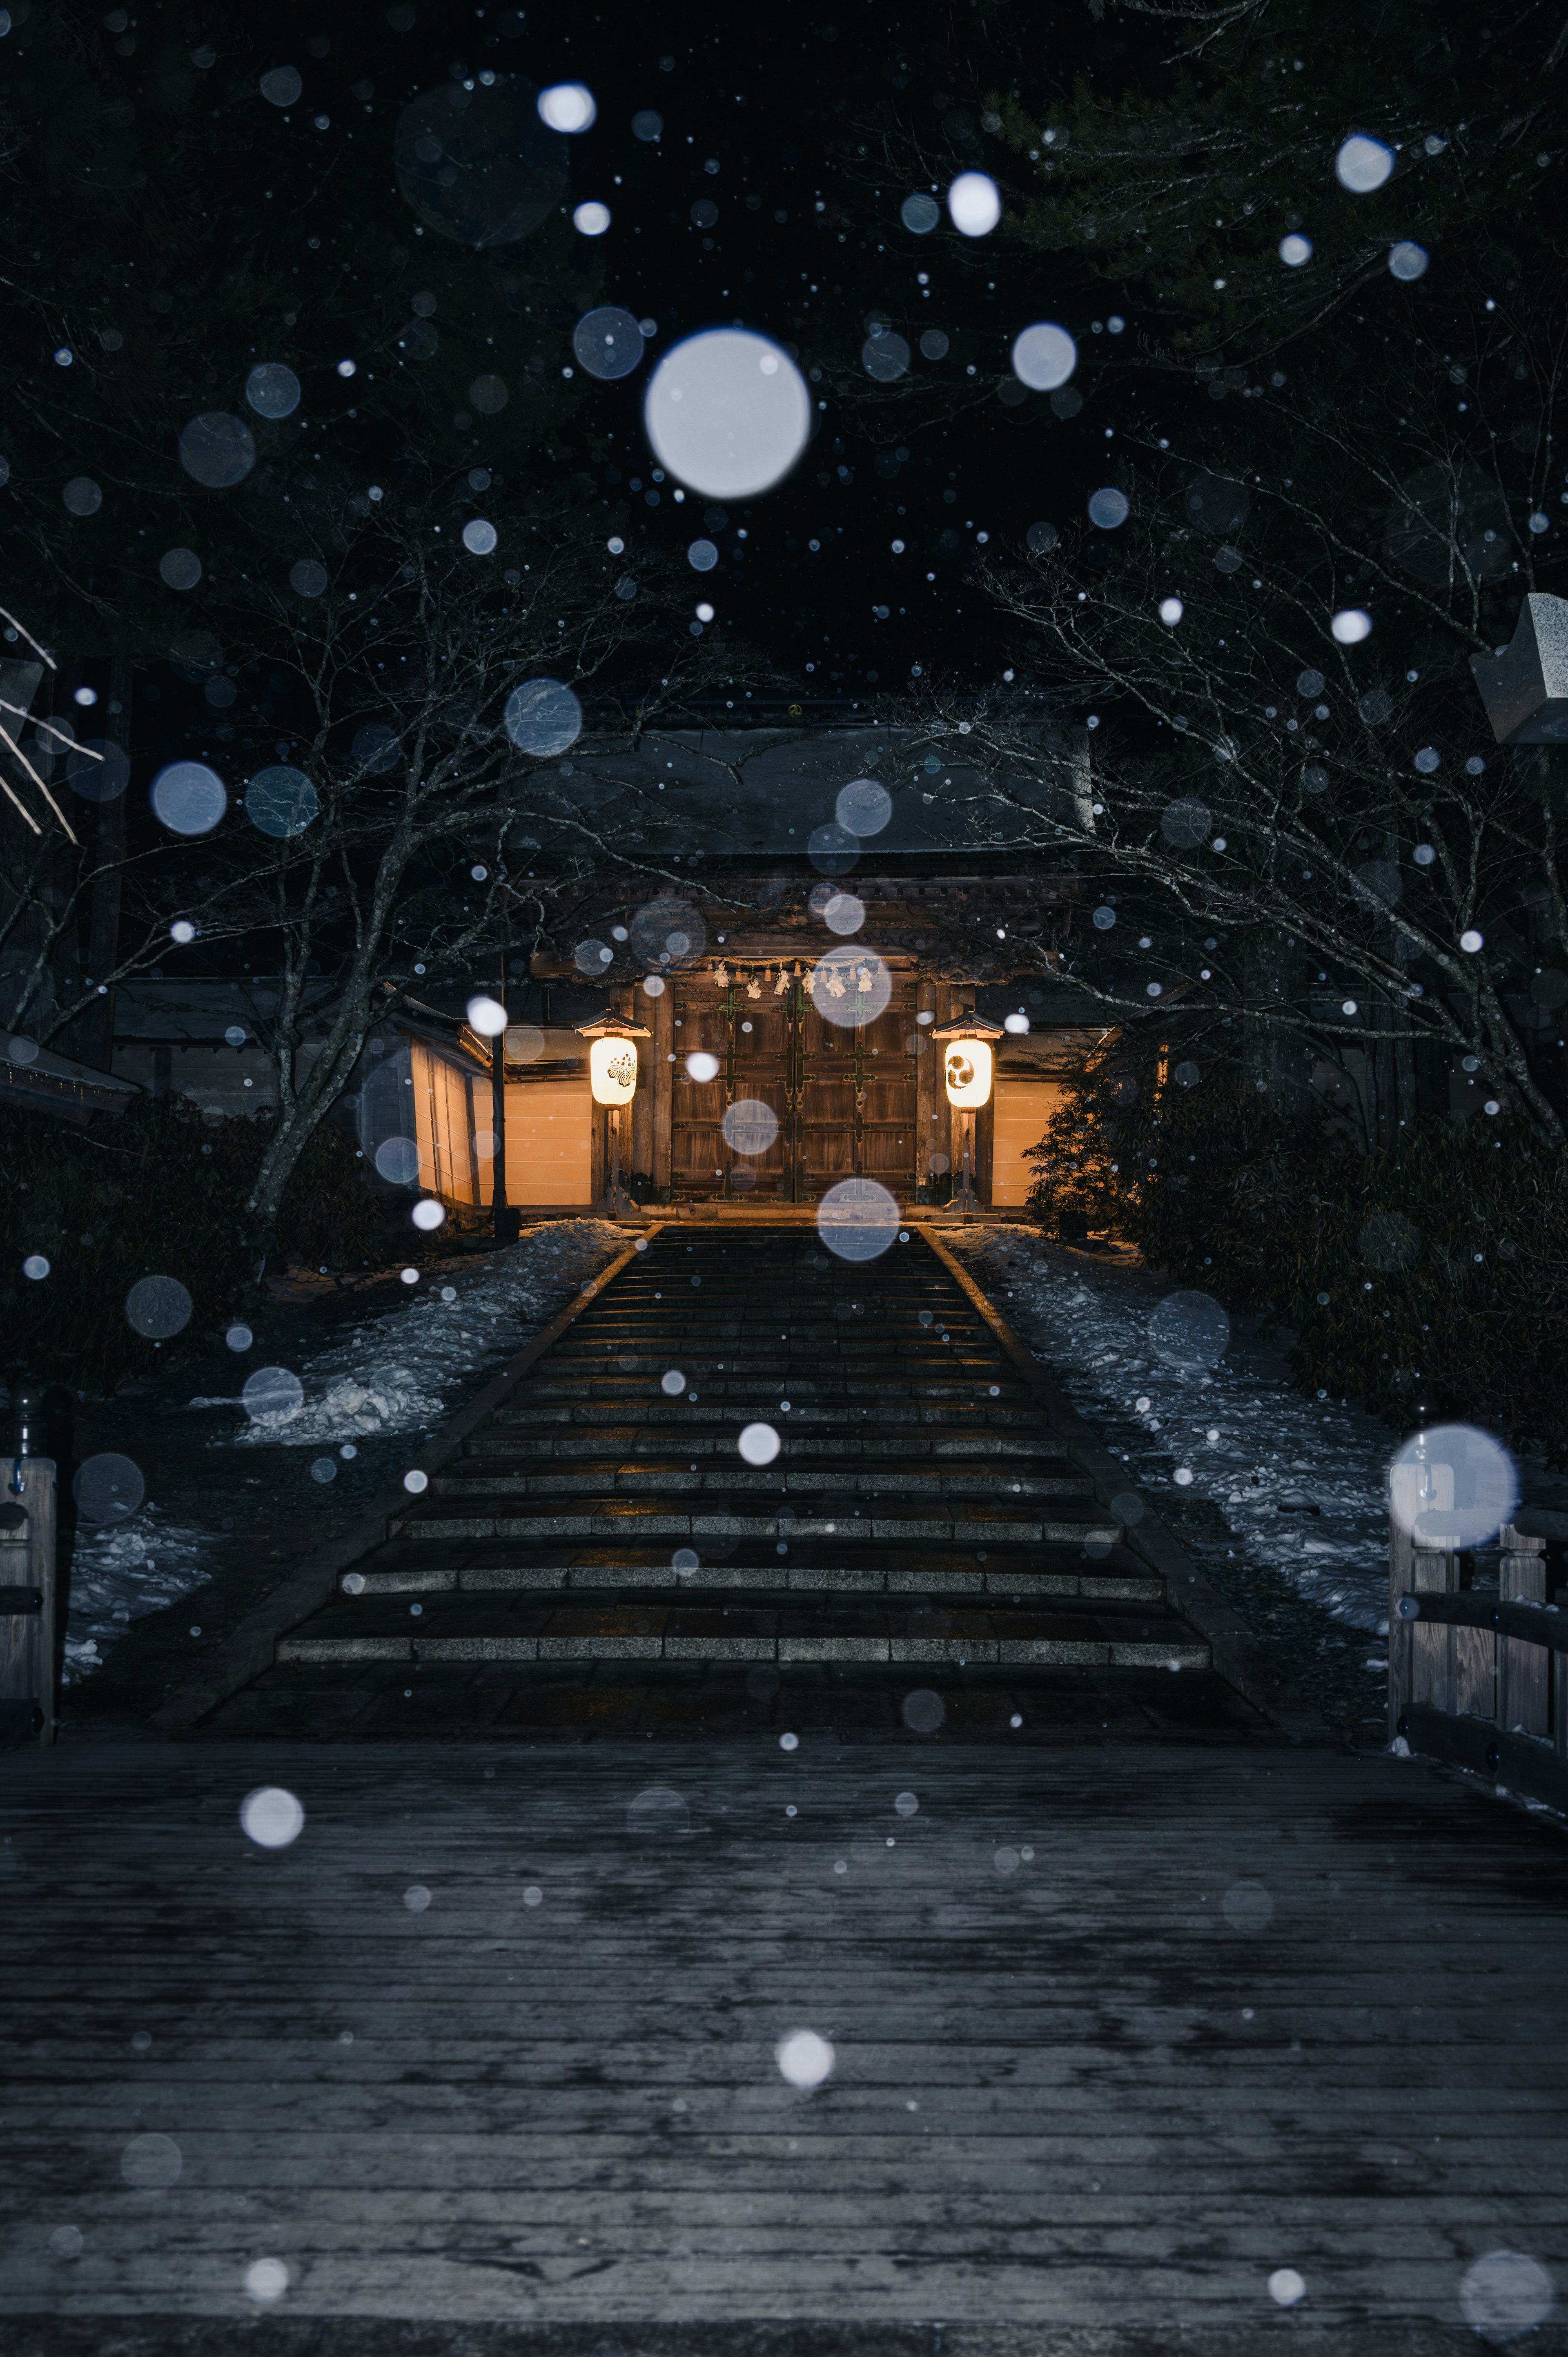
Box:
[1388,1505,1567,1811]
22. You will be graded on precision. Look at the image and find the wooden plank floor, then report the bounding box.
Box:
[2,1739,1566,2350]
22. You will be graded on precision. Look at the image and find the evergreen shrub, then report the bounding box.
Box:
[1025,1049,1568,1465]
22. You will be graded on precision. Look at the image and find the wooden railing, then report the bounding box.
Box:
[1389,1481,1568,1807]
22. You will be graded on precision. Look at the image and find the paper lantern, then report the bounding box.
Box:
[943,1037,993,1110]
[589,1036,639,1106]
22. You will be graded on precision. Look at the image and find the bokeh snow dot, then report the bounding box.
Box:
[1332,608,1373,644]
[1089,487,1129,529]
[245,766,318,838]
[178,412,255,488]
[242,1366,305,1424]
[1459,2252,1555,2344]
[159,547,203,591]
[862,330,910,383]
[645,329,811,499]
[722,1098,779,1155]
[375,1136,421,1185]
[1012,322,1076,391]
[1336,134,1394,192]
[72,1453,145,1524]
[1389,1424,1518,1549]
[817,1177,899,1262]
[777,2030,835,2088]
[947,171,1001,236]
[1268,2270,1306,2308]
[1388,240,1428,281]
[463,519,497,554]
[245,363,301,418]
[573,201,611,236]
[811,950,891,1027]
[240,1786,305,1848]
[125,1275,193,1340]
[900,192,940,233]
[151,761,227,836]
[836,777,893,835]
[505,677,582,756]
[245,2259,290,2306]
[1279,233,1313,266]
[1148,1290,1230,1373]
[573,305,644,380]
[121,2133,183,2189]
[538,82,595,133]
[738,1421,782,1466]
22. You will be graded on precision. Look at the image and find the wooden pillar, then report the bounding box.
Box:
[976,1095,995,1208]
[631,1020,654,1182]
[650,979,674,1197]
[1498,1524,1549,1736]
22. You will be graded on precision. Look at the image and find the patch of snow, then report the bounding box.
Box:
[222,1220,628,1448]
[62,1508,217,1683]
[957,1233,1396,1631]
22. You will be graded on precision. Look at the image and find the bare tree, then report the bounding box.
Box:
[888,293,1568,1140]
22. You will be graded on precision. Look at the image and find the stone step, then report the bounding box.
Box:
[328,1555,1165,1600]
[279,1591,1208,1669]
[431,1463,1093,1502]
[394,1498,1123,1546]
[517,1376,1025,1403]
[464,1425,1067,1460]
[484,1398,1044,1428]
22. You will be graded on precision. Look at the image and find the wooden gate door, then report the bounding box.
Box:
[671,966,919,1201]
[798,968,917,1200]
[670,971,796,1201]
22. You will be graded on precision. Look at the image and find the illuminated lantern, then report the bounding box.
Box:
[589,1035,639,1106]
[931,1014,1004,1219]
[942,1037,993,1110]
[578,1016,652,1217]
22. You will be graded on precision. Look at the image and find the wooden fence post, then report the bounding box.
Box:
[1412,1549,1461,1715]
[1498,1523,1550,1738]
[1391,1459,1461,1733]
[0,1393,58,1747]
[1388,1462,1417,1742]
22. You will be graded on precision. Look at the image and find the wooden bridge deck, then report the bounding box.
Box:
[3,1735,1566,2350]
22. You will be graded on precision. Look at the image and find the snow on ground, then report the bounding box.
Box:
[59,1221,629,1678]
[62,1508,217,1684]
[953,1230,1399,1635]
[216,1219,628,1449]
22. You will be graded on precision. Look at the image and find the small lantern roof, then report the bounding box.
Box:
[575,1015,653,1039]
[929,1013,1007,1042]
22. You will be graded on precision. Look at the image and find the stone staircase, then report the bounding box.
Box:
[209,1226,1220,1740]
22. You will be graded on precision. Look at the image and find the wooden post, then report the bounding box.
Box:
[915,976,941,1196]
[631,1025,654,1183]
[1388,1461,1418,1741]
[1411,1550,1460,1715]
[1453,1578,1494,1722]
[0,1393,58,1747]
[1498,1523,1549,1737]
[491,962,515,1245]
[650,981,674,1198]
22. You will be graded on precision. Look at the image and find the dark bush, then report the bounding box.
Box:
[1025,1047,1568,1464]
[0,1098,384,1390]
